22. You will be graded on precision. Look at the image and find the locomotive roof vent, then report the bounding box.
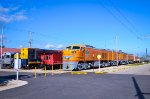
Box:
[85,45,95,48]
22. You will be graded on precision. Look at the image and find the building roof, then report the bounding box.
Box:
[0,48,20,56]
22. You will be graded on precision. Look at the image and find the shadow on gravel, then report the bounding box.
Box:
[132,77,150,99]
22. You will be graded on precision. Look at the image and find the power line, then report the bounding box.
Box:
[97,0,142,41]
[107,0,150,54]
[97,0,148,56]
[108,0,142,40]
[5,26,29,33]
[5,26,66,43]
[144,35,150,38]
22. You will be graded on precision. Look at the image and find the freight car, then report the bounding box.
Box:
[63,44,136,70]
[41,50,62,69]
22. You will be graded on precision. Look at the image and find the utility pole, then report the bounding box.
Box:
[116,33,118,66]
[1,26,3,59]
[29,32,32,48]
[127,54,128,64]
[146,48,147,61]
[146,48,147,57]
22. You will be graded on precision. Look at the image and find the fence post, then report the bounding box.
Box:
[60,64,62,74]
[44,66,46,77]
[34,66,36,78]
[70,64,72,71]
[52,65,54,75]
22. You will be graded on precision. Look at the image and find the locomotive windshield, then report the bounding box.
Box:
[66,45,80,50]
[3,55,10,58]
[44,55,50,60]
[66,46,71,50]
[72,46,80,50]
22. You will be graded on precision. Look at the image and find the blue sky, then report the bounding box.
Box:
[0,0,150,56]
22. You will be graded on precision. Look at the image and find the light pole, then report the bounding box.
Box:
[116,33,118,66]
[29,32,32,48]
[146,48,147,61]
[1,26,3,59]
[132,47,139,63]
[126,54,128,64]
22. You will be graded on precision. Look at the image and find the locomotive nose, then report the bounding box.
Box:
[64,50,75,55]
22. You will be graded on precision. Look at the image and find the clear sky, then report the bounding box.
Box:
[0,0,150,56]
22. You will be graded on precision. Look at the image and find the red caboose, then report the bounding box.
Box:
[41,50,62,69]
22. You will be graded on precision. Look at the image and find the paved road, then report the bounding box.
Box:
[111,64,150,75]
[0,71,150,99]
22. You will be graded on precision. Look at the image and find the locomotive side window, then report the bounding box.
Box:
[11,55,14,58]
[102,53,107,58]
[81,47,85,52]
[45,55,50,60]
[6,55,10,58]
[105,53,107,58]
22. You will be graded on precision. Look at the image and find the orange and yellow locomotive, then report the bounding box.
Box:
[63,44,139,70]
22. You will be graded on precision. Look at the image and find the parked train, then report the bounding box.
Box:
[1,44,140,70]
[0,48,20,69]
[63,44,140,70]
[20,48,62,69]
[1,52,16,69]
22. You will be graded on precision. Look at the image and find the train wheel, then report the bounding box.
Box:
[1,64,6,69]
[76,65,81,71]
[29,65,34,69]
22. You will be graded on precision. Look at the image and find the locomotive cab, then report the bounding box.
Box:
[63,44,86,70]
[64,45,85,60]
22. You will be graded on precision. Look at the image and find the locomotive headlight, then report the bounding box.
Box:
[71,51,76,54]
[63,55,74,60]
